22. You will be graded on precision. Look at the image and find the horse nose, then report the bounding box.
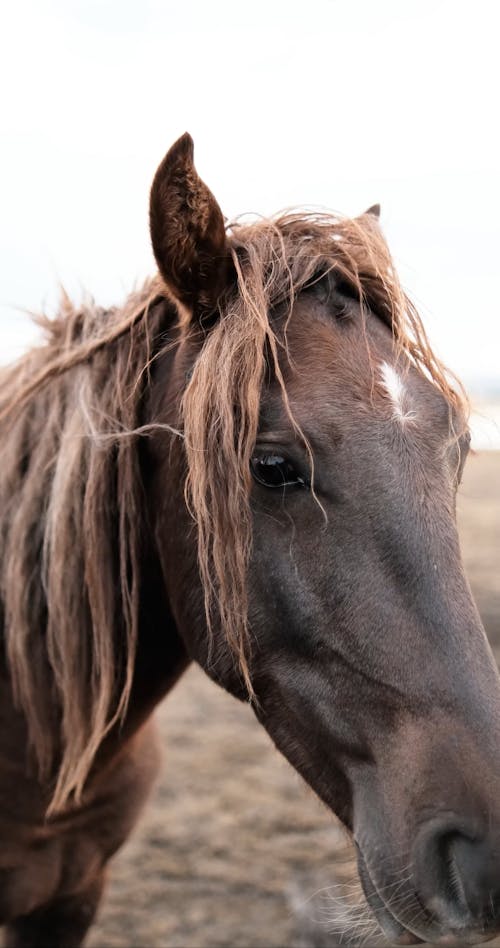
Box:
[450,834,500,921]
[414,817,500,932]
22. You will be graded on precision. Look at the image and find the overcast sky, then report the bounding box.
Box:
[1,0,499,400]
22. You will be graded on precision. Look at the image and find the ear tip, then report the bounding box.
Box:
[178,131,194,154]
[168,131,194,163]
[365,203,381,219]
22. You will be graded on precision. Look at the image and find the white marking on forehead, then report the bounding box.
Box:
[379,361,417,423]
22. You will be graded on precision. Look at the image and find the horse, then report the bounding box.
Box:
[1,131,499,948]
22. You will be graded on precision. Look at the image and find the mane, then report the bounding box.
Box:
[0,212,465,813]
[0,277,167,812]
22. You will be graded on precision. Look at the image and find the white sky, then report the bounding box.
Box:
[1,0,499,399]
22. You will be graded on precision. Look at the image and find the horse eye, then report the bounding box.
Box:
[335,277,360,303]
[250,454,307,489]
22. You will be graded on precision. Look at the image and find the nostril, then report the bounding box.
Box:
[450,833,500,924]
[413,820,480,926]
[414,819,500,930]
[437,832,469,910]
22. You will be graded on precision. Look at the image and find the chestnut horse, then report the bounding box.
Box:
[1,133,500,947]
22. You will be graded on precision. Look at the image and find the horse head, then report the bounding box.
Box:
[148,133,500,945]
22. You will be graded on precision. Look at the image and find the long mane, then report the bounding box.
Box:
[0,212,464,813]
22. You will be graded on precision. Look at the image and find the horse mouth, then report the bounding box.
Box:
[356,846,498,946]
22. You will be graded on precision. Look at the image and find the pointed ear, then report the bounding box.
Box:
[149,133,232,316]
[363,203,381,219]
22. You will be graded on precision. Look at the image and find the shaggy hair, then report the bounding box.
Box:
[0,211,464,813]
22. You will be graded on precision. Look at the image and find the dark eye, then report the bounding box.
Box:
[250,453,308,489]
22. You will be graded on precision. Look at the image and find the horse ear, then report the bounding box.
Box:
[363,203,381,219]
[149,133,232,316]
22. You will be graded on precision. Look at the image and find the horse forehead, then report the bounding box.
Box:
[282,316,449,432]
[378,361,418,424]
[282,310,390,402]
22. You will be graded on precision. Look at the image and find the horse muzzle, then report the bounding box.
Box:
[357,814,500,946]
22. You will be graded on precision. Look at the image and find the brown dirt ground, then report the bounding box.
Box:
[84,451,500,948]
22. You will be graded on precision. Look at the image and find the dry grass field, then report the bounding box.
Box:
[83,451,499,948]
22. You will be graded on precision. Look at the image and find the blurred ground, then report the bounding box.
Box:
[88,452,500,948]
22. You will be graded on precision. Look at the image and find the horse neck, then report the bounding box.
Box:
[127,527,190,731]
[129,313,195,713]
